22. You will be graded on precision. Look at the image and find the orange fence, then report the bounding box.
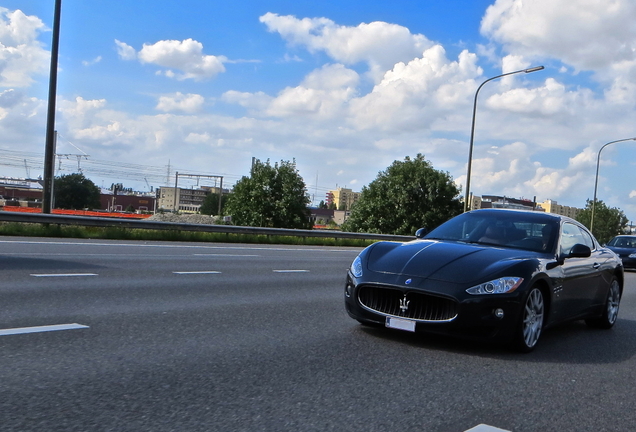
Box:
[1,206,152,219]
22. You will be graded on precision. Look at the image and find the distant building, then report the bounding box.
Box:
[326,187,361,210]
[466,194,582,218]
[0,177,43,207]
[478,195,539,211]
[309,208,350,227]
[99,190,155,213]
[537,199,581,219]
[157,186,229,213]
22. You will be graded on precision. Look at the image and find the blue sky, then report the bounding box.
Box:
[2,0,636,221]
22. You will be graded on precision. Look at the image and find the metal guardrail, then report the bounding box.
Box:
[0,211,415,242]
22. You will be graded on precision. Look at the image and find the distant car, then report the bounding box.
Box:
[344,209,623,352]
[606,235,636,269]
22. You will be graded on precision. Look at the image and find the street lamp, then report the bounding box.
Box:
[463,65,545,212]
[591,137,636,233]
[42,0,62,214]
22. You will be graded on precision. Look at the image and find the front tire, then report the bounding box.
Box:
[586,278,620,329]
[513,287,545,353]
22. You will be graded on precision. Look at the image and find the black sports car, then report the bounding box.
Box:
[344,209,623,352]
[606,235,636,269]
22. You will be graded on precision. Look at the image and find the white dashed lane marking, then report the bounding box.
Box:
[273,270,310,273]
[173,271,222,275]
[30,273,98,277]
[0,323,89,336]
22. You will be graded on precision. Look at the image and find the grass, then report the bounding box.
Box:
[0,222,374,247]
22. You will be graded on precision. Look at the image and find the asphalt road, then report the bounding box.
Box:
[1,237,636,432]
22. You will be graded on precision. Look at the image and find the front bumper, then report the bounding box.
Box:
[344,273,525,342]
[619,256,636,269]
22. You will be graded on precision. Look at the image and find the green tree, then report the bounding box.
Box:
[576,199,628,244]
[54,173,101,210]
[342,154,462,235]
[200,192,227,215]
[224,159,312,229]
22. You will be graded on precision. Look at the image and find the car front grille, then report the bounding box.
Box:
[358,285,458,322]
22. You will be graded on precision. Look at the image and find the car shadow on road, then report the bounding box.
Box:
[356,318,636,364]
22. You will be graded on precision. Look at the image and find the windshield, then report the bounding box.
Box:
[425,211,559,253]
[607,236,636,248]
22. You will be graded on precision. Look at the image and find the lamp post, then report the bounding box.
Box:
[591,137,636,233]
[463,65,545,212]
[42,0,62,214]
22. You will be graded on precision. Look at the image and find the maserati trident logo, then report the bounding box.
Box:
[399,294,410,313]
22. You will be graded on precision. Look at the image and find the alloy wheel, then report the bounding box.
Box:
[607,279,620,325]
[523,288,544,349]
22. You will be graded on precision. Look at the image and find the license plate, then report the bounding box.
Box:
[386,316,416,332]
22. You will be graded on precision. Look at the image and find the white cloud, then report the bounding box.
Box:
[0,8,48,87]
[59,96,107,119]
[481,0,636,72]
[0,88,44,145]
[184,132,211,144]
[630,190,636,199]
[115,39,136,61]
[266,64,359,118]
[137,38,226,81]
[486,78,567,115]
[348,45,481,131]
[222,90,272,112]
[115,38,226,81]
[0,7,44,45]
[156,92,205,113]
[82,56,102,67]
[260,12,433,82]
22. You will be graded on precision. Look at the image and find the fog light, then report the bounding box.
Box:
[345,284,353,298]
[494,308,504,319]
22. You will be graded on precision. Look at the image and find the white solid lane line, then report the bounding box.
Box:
[173,271,222,274]
[30,273,98,277]
[0,323,89,336]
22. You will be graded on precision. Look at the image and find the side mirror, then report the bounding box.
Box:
[415,228,429,239]
[568,243,592,258]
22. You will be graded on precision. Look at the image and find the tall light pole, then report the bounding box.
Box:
[463,65,545,212]
[591,137,636,233]
[42,0,62,214]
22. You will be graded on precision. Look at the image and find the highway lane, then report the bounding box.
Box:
[1,237,636,432]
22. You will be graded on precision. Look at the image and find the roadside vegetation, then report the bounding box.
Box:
[0,222,375,247]
[343,154,463,235]
[576,199,629,244]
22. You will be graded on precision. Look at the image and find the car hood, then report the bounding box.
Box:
[366,239,539,284]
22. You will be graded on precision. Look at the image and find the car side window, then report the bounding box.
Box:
[577,226,595,250]
[560,223,593,255]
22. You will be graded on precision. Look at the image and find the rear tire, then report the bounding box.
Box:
[513,287,545,353]
[586,278,620,329]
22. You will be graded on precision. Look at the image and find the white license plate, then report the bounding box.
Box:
[385,316,416,332]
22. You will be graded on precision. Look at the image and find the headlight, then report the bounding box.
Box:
[350,256,363,278]
[629,253,636,258]
[466,277,523,295]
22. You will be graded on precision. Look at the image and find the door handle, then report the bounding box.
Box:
[593,263,601,269]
